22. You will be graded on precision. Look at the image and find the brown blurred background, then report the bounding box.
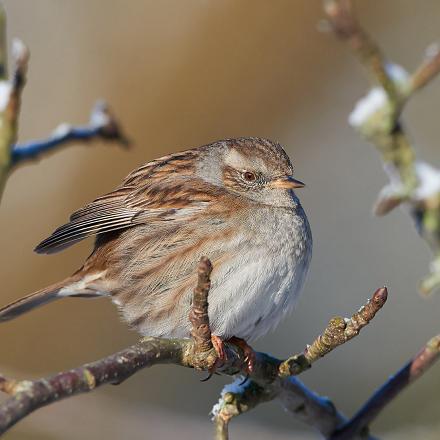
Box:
[0,1,439,439]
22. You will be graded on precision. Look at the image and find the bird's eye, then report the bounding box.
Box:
[243,171,256,182]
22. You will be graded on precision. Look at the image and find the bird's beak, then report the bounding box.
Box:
[270,176,305,190]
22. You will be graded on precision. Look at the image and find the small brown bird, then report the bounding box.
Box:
[0,137,312,363]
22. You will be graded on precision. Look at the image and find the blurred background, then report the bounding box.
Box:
[0,1,439,439]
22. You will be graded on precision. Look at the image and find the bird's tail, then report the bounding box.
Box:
[0,274,104,322]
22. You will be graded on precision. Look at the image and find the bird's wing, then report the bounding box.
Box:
[34,149,220,254]
[34,188,140,254]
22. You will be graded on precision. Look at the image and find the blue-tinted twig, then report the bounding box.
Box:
[11,100,130,166]
[330,335,440,440]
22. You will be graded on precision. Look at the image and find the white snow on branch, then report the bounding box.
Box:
[90,100,110,128]
[210,377,249,419]
[384,62,409,84]
[0,82,11,112]
[348,63,409,128]
[11,38,28,64]
[51,123,72,138]
[382,160,440,201]
[414,161,440,200]
[349,87,386,128]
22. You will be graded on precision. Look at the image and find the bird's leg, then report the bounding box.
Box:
[227,336,256,374]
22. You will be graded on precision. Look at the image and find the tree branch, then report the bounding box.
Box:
[330,334,440,440]
[323,0,399,104]
[409,44,440,93]
[320,3,440,437]
[0,339,187,434]
[213,291,440,440]
[212,287,387,439]
[279,287,387,376]
[11,100,130,166]
[0,37,29,200]
[0,12,128,200]
[323,0,440,295]
[0,258,387,438]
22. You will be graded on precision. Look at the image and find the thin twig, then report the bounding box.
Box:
[0,7,129,197]
[215,414,229,440]
[212,287,387,440]
[323,0,440,295]
[11,100,130,166]
[321,2,440,437]
[213,380,270,440]
[0,38,29,199]
[409,44,440,93]
[0,20,128,201]
[279,287,388,376]
[213,375,353,439]
[330,334,440,440]
[323,0,399,103]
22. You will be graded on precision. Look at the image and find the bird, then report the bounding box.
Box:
[0,137,312,369]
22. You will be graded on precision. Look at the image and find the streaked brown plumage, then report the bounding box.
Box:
[0,137,312,347]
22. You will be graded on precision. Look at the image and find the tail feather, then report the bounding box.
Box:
[0,288,60,322]
[0,275,103,322]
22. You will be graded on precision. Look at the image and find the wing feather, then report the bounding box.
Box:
[34,148,215,254]
[35,208,138,254]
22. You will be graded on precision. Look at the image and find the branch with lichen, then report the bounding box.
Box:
[0,4,128,201]
[279,287,387,376]
[316,3,440,437]
[323,0,440,294]
[0,31,29,199]
[208,281,439,440]
[0,257,387,438]
[212,287,387,440]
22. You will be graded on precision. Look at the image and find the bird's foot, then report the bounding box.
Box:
[200,336,256,380]
[228,336,256,375]
[201,335,227,382]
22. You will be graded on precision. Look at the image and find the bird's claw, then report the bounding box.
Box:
[228,336,256,375]
[200,335,227,382]
[211,335,227,362]
[200,336,256,381]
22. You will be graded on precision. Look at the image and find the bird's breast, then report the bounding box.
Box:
[208,204,312,341]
